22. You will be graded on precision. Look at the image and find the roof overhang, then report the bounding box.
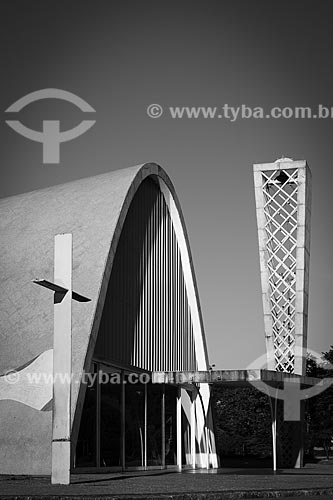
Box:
[152,369,322,388]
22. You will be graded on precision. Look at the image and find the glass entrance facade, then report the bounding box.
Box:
[75,362,178,470]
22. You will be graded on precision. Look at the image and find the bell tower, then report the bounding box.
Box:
[253,159,311,375]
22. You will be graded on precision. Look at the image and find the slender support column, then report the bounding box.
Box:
[144,383,147,469]
[296,400,305,468]
[205,427,210,470]
[190,392,196,469]
[96,365,101,468]
[161,385,166,469]
[176,387,182,471]
[121,372,126,471]
[269,394,278,473]
[51,233,72,485]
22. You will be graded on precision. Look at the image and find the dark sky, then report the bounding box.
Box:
[1,0,332,368]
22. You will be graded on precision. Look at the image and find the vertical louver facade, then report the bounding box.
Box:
[95,177,197,372]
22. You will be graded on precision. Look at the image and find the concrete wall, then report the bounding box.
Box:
[0,401,51,475]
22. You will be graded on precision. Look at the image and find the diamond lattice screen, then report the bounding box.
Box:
[262,168,298,373]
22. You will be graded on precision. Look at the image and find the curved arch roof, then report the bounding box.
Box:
[0,163,208,415]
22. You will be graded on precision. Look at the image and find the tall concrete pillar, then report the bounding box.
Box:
[253,159,311,467]
[276,399,305,469]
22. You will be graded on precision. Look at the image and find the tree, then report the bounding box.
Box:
[305,347,333,459]
[213,386,272,458]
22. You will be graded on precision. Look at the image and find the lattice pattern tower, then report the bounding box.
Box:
[254,159,311,375]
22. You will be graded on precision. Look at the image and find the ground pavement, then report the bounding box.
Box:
[1,460,333,499]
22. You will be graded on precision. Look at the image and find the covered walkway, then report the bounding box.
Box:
[152,369,322,471]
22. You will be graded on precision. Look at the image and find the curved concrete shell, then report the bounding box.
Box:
[0,163,215,475]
